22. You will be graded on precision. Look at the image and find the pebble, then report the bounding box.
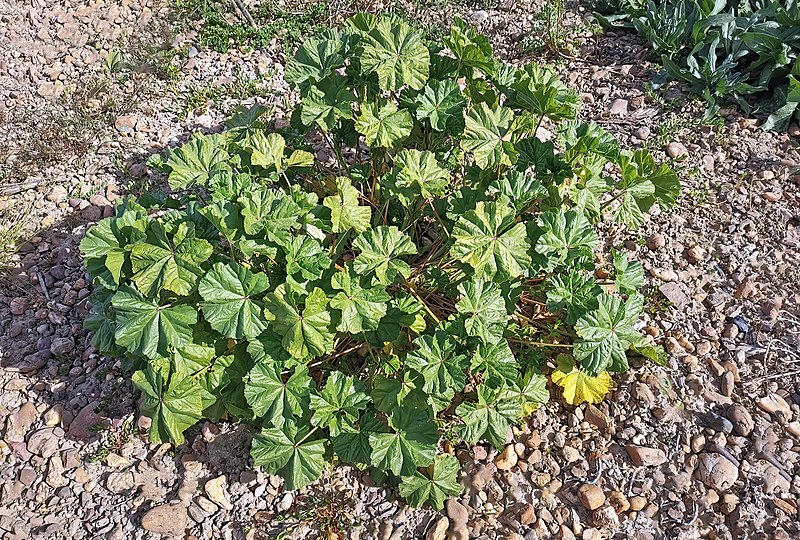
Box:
[204,475,233,511]
[625,445,667,467]
[608,98,629,115]
[141,504,188,536]
[696,452,739,490]
[666,142,688,158]
[757,394,792,419]
[425,516,449,540]
[445,499,469,526]
[494,444,518,470]
[577,484,605,510]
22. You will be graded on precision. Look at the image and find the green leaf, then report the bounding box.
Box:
[399,454,462,509]
[133,366,212,444]
[505,63,579,121]
[415,79,466,132]
[460,102,517,169]
[470,340,518,388]
[369,407,437,476]
[573,293,643,375]
[80,206,150,289]
[353,226,418,285]
[285,35,345,85]
[244,132,314,174]
[112,286,197,359]
[330,267,391,333]
[456,278,508,343]
[173,343,215,376]
[546,270,601,324]
[199,262,270,340]
[371,373,418,413]
[166,133,229,190]
[508,370,549,417]
[244,363,311,427]
[251,421,327,490]
[355,101,414,148]
[405,331,467,402]
[613,150,680,228]
[391,149,450,200]
[442,17,495,75]
[239,188,303,244]
[451,201,531,281]
[323,177,372,233]
[535,210,598,270]
[331,415,387,465]
[300,75,356,130]
[361,17,430,91]
[284,236,331,281]
[489,170,546,213]
[263,285,335,360]
[456,384,519,448]
[613,250,645,294]
[310,371,371,436]
[130,222,213,297]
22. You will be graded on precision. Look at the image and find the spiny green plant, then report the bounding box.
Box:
[80,14,678,509]
[595,0,800,130]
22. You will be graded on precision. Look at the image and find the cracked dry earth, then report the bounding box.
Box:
[1,0,799,539]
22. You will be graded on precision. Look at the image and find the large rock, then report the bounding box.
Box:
[578,484,605,510]
[141,504,188,537]
[425,516,449,540]
[5,402,38,442]
[204,475,233,511]
[68,401,107,441]
[696,453,739,490]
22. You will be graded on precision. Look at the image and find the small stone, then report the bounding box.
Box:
[720,371,735,397]
[114,115,137,134]
[608,491,630,513]
[625,445,667,467]
[445,499,468,526]
[725,404,753,436]
[43,405,62,427]
[666,142,688,159]
[494,444,518,470]
[105,453,131,468]
[591,506,619,529]
[608,99,629,115]
[68,402,106,440]
[584,404,609,430]
[757,394,792,419]
[659,282,689,306]
[629,496,647,512]
[762,465,790,494]
[141,504,188,536]
[10,297,28,315]
[686,245,706,263]
[50,336,75,355]
[578,484,605,511]
[6,402,38,442]
[562,445,581,463]
[696,453,739,491]
[633,126,650,140]
[425,516,449,540]
[761,298,782,320]
[276,492,293,512]
[646,233,665,250]
[205,475,233,511]
[106,471,135,493]
[722,324,738,339]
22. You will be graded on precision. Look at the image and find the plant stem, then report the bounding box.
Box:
[508,337,572,348]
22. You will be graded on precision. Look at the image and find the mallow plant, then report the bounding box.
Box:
[79,14,678,508]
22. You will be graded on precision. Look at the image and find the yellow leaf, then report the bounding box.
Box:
[552,354,613,405]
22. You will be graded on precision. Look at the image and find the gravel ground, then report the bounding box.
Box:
[0,1,799,539]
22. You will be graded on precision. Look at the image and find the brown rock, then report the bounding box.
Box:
[591,506,620,529]
[578,484,605,510]
[666,142,688,159]
[141,504,188,536]
[625,445,667,467]
[696,453,739,490]
[6,402,38,442]
[659,282,689,306]
[204,475,233,511]
[425,516,449,540]
[494,444,518,470]
[608,491,630,513]
[68,401,107,441]
[629,496,647,512]
[757,394,792,419]
[445,499,468,526]
[9,297,28,315]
